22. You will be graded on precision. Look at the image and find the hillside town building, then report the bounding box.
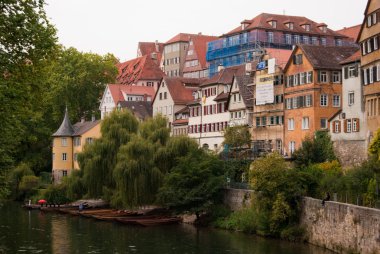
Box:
[52,108,101,183]
[206,13,355,77]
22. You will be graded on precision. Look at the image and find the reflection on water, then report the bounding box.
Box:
[0,202,334,254]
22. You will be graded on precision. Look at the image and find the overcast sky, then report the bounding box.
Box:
[45,0,366,62]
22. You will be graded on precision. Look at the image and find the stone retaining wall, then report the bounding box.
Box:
[222,188,254,211]
[333,140,368,168]
[300,197,380,254]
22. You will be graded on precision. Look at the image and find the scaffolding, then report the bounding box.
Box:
[206,29,357,77]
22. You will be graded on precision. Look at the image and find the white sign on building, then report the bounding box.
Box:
[256,82,274,105]
[268,58,276,74]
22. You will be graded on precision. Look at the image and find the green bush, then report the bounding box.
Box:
[43,184,70,204]
[213,208,258,234]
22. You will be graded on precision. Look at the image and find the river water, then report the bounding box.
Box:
[0,202,334,254]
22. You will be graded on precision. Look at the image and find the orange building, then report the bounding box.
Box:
[357,0,380,140]
[52,108,101,184]
[283,45,358,155]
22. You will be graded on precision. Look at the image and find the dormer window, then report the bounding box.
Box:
[284,22,294,30]
[272,21,277,28]
[304,24,311,31]
[241,20,251,30]
[317,23,328,33]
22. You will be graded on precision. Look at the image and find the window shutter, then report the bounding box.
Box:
[285,76,288,87]
[343,119,348,133]
[310,71,313,83]
[344,67,348,79]
[317,71,321,83]
[361,69,365,85]
[293,55,297,64]
[355,118,360,132]
[337,121,341,133]
[281,75,284,84]
[371,37,375,50]
[374,66,378,82]
[354,64,358,77]
[367,69,370,84]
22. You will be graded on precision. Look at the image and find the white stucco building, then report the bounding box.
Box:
[188,66,244,151]
[99,84,155,119]
[329,50,368,166]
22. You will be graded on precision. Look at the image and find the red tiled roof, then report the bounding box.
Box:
[201,65,245,87]
[340,50,361,65]
[137,41,164,63]
[214,92,229,101]
[224,13,348,38]
[108,84,156,104]
[165,33,194,44]
[265,48,293,69]
[336,25,361,42]
[295,45,359,70]
[116,55,164,85]
[164,77,199,104]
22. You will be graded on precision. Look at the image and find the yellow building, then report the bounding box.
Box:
[52,108,101,183]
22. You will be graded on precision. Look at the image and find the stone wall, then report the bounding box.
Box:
[222,188,254,211]
[333,140,368,168]
[300,197,380,254]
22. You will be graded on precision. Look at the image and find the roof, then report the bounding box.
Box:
[175,107,189,114]
[172,119,189,125]
[116,55,164,85]
[224,13,348,38]
[264,48,293,69]
[52,108,75,137]
[183,34,218,70]
[213,92,229,101]
[201,65,245,87]
[108,84,156,104]
[287,45,359,70]
[164,77,199,104]
[137,41,164,63]
[328,109,342,122]
[165,33,194,44]
[336,25,361,42]
[73,120,101,136]
[234,75,254,108]
[117,101,152,120]
[340,50,361,65]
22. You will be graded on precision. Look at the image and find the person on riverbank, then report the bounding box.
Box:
[321,192,330,206]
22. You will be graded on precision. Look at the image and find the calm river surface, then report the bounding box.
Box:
[0,202,334,254]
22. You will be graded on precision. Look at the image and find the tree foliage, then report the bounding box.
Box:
[369,128,380,160]
[293,131,336,167]
[157,150,225,217]
[223,125,251,150]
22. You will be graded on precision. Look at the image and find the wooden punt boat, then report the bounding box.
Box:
[115,216,182,226]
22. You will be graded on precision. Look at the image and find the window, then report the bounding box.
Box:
[348,91,355,106]
[276,139,282,152]
[303,35,309,44]
[346,119,352,133]
[288,22,294,30]
[270,116,275,125]
[302,117,309,130]
[256,117,260,127]
[286,98,292,109]
[304,24,311,31]
[288,118,295,130]
[164,92,167,99]
[86,137,93,144]
[62,170,68,177]
[74,137,81,146]
[267,32,274,43]
[334,121,341,133]
[352,119,359,132]
[333,95,340,107]
[262,116,267,126]
[368,15,372,27]
[300,72,305,85]
[312,37,318,45]
[321,38,327,46]
[159,93,162,100]
[319,71,328,83]
[347,65,357,78]
[289,141,296,154]
[320,94,328,106]
[62,153,67,161]
[320,118,328,129]
[332,72,341,83]
[306,95,312,107]
[61,138,67,147]
[306,71,313,83]
[285,34,292,44]
[74,153,78,161]
[187,50,194,56]
[293,54,303,65]
[294,35,300,44]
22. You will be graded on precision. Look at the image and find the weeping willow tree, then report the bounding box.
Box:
[113,115,170,208]
[78,110,139,198]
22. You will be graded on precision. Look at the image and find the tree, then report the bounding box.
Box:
[157,150,225,218]
[223,126,251,158]
[369,128,380,160]
[293,131,336,167]
[0,0,57,172]
[78,110,139,198]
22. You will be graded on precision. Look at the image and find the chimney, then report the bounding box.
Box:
[218,64,225,73]
[91,114,95,122]
[155,40,159,52]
